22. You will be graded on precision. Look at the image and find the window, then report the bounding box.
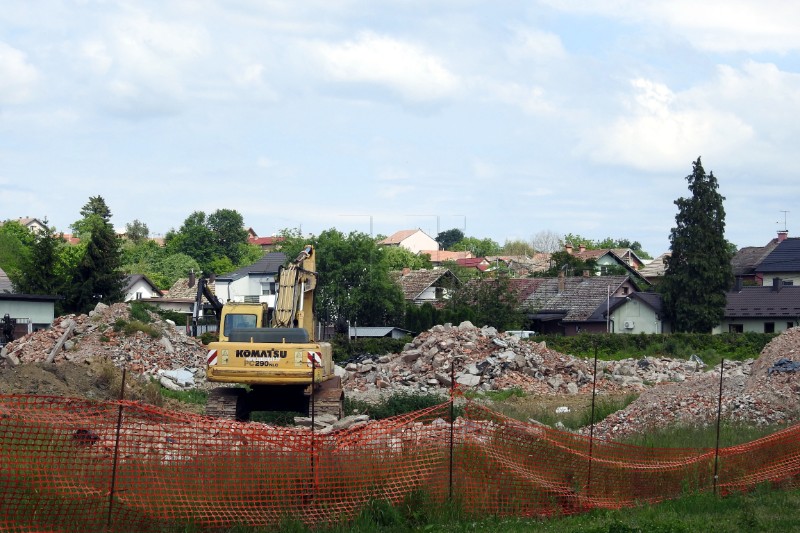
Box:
[764,322,775,334]
[223,313,257,335]
[788,322,795,330]
[135,292,143,300]
[261,282,276,295]
[729,324,743,333]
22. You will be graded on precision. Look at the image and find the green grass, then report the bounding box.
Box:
[622,421,796,449]
[153,483,800,532]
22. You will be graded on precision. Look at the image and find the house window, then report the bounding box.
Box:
[784,280,794,286]
[261,282,276,295]
[764,322,775,333]
[788,322,795,330]
[729,324,743,333]
[136,292,142,300]
[622,287,629,295]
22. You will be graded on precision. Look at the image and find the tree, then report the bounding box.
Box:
[278,228,405,327]
[453,236,501,257]
[436,228,464,250]
[448,274,523,330]
[536,251,597,277]
[382,246,432,270]
[660,157,732,333]
[125,219,150,243]
[531,230,561,253]
[9,221,66,298]
[165,209,250,273]
[65,198,125,313]
[71,195,113,238]
[501,239,535,256]
[0,221,35,276]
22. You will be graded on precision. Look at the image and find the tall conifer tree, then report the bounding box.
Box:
[661,157,732,332]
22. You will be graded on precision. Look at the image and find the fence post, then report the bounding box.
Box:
[587,340,599,497]
[310,355,316,503]
[449,360,455,500]
[107,367,126,531]
[713,358,724,496]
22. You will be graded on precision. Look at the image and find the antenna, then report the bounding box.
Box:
[778,210,789,232]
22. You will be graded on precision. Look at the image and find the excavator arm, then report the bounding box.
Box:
[271,245,318,338]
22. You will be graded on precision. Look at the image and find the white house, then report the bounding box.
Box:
[379,229,438,255]
[123,275,163,302]
[213,252,287,305]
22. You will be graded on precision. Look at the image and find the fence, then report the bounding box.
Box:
[0,393,798,532]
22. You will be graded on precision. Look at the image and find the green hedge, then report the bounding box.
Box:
[536,332,775,365]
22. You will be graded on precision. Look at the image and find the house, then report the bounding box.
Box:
[349,326,413,339]
[564,245,651,286]
[522,274,664,335]
[485,254,551,276]
[150,277,216,318]
[713,277,800,334]
[638,253,670,284]
[379,229,438,254]
[1,217,49,234]
[731,231,784,285]
[247,228,285,252]
[455,257,490,272]
[213,252,287,305]
[390,268,461,306]
[123,275,163,302]
[0,267,60,338]
[421,250,473,266]
[753,233,800,286]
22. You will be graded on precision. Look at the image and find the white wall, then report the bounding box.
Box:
[124,279,160,302]
[0,300,55,327]
[713,319,798,334]
[400,231,438,254]
[610,299,663,334]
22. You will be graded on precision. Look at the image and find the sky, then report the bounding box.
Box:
[2,1,799,257]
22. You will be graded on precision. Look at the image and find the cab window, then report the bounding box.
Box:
[223,313,257,336]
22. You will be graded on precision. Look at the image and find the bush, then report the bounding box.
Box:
[129,301,154,323]
[344,391,447,420]
[122,320,161,339]
[200,331,218,345]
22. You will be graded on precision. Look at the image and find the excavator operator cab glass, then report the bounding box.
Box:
[223,313,258,337]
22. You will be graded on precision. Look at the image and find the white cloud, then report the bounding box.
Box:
[506,28,566,61]
[541,0,800,53]
[488,81,554,115]
[581,77,754,171]
[311,31,459,102]
[0,41,39,103]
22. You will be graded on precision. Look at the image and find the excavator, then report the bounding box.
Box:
[200,245,343,421]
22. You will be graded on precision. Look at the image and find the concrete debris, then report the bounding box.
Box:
[0,302,208,381]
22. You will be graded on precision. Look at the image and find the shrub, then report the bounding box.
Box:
[344,391,447,420]
[129,301,154,323]
[122,320,161,339]
[200,331,218,345]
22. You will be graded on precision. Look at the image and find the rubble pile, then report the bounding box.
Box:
[585,328,800,439]
[342,321,710,399]
[0,303,207,388]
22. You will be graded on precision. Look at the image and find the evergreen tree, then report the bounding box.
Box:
[9,221,65,297]
[660,157,732,332]
[66,198,125,313]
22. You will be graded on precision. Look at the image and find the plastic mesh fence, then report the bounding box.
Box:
[0,394,798,532]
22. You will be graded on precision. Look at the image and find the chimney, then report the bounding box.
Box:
[778,230,788,242]
[773,277,782,292]
[402,267,411,276]
[558,270,565,292]
[565,243,573,254]
[579,244,586,253]
[188,269,195,288]
[734,276,742,292]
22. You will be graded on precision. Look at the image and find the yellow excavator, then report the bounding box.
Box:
[202,245,343,421]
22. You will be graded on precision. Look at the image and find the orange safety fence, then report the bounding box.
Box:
[0,394,798,532]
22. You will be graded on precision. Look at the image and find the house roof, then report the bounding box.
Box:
[421,250,472,262]
[732,239,780,277]
[755,237,800,274]
[523,275,632,322]
[639,253,671,279]
[379,229,422,246]
[389,269,460,301]
[455,257,489,271]
[570,248,645,268]
[0,266,13,293]
[249,236,284,247]
[216,252,287,281]
[124,274,163,296]
[724,285,800,318]
[165,278,217,300]
[349,326,412,338]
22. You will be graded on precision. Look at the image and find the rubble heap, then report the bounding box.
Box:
[0,303,208,388]
[584,328,800,439]
[342,321,714,399]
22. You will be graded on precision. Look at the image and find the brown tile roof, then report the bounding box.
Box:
[389,269,460,301]
[379,229,420,245]
[731,240,780,277]
[639,253,671,279]
[421,250,472,262]
[164,278,217,300]
[523,275,631,321]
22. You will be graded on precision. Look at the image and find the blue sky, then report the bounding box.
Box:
[2,1,799,256]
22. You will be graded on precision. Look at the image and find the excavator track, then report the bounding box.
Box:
[309,376,344,419]
[206,387,247,420]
